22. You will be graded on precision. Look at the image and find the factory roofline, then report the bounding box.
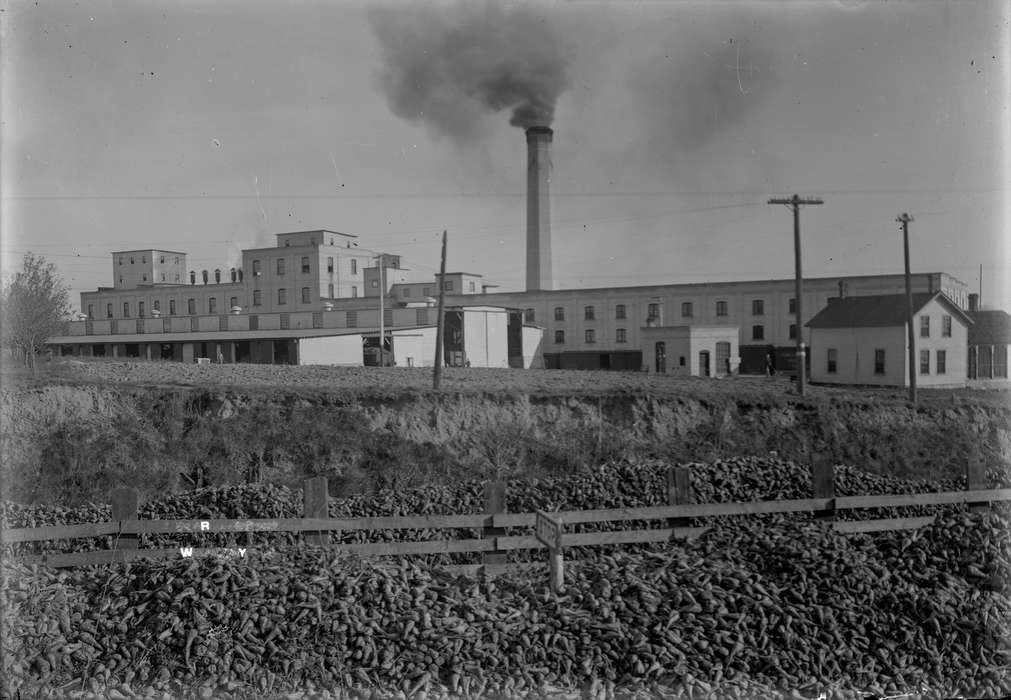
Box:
[276,229,358,238]
[458,272,964,297]
[110,248,188,256]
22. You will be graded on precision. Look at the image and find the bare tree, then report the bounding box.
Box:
[1,253,71,372]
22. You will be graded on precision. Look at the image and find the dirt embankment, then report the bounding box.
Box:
[2,380,1008,506]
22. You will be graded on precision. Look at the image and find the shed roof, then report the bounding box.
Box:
[805,292,972,329]
[967,309,1011,344]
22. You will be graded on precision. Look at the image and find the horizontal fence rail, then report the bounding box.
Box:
[3,457,1006,571]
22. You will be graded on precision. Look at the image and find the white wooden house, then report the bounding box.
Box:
[806,292,972,388]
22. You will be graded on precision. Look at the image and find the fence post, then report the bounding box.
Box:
[483,481,507,571]
[812,458,835,523]
[667,467,692,536]
[967,455,988,514]
[111,487,139,550]
[303,476,330,546]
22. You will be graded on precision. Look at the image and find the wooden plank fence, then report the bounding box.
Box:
[4,459,1009,576]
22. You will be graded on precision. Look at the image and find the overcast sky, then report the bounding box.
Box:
[2,0,1007,311]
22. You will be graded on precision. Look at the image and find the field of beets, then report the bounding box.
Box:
[2,455,1011,699]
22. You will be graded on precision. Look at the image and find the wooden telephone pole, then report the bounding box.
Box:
[433,231,447,390]
[898,212,916,404]
[767,194,824,396]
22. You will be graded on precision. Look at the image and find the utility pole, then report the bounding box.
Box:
[433,231,447,389]
[768,194,823,396]
[376,253,385,367]
[898,212,916,404]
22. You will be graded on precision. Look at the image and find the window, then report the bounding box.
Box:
[87,304,94,319]
[188,299,196,315]
[301,257,310,274]
[936,350,947,375]
[920,349,930,375]
[153,300,160,312]
[253,290,262,307]
[554,330,565,344]
[920,316,930,338]
[615,304,626,320]
[139,302,145,317]
[524,308,535,323]
[681,302,693,318]
[278,289,287,305]
[752,325,764,340]
[585,329,596,343]
[351,260,357,275]
[276,259,285,276]
[352,286,358,298]
[208,298,217,314]
[554,306,565,321]
[229,297,237,309]
[422,287,430,297]
[169,299,176,315]
[160,256,165,264]
[469,281,476,292]
[403,288,411,298]
[616,328,627,343]
[160,274,165,282]
[107,303,113,318]
[788,298,796,314]
[789,324,797,340]
[301,287,311,304]
[383,309,393,326]
[371,280,379,288]
[142,255,147,263]
[874,349,886,375]
[416,308,428,325]
[942,315,952,337]
[327,257,334,273]
[584,306,595,320]
[346,311,358,328]
[327,284,334,299]
[647,303,659,319]
[119,278,124,285]
[119,257,124,266]
[752,299,765,315]
[142,274,147,282]
[252,259,261,276]
[716,301,728,317]
[123,302,130,317]
[130,256,134,264]
[827,348,838,374]
[443,281,453,291]
[174,257,179,264]
[175,274,180,282]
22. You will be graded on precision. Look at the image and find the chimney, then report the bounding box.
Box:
[526,126,553,291]
[969,293,979,312]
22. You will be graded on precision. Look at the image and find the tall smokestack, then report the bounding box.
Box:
[526,126,553,291]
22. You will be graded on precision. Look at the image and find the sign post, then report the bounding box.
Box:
[535,510,564,593]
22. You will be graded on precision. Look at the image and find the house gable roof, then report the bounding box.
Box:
[967,309,1011,344]
[805,292,972,329]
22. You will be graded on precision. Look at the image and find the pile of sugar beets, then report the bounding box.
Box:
[2,456,1010,699]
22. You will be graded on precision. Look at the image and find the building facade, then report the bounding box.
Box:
[806,292,972,388]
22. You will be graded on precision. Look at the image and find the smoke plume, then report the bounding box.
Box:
[368,2,571,141]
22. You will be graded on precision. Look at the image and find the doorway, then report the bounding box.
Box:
[655,342,666,373]
[699,350,711,377]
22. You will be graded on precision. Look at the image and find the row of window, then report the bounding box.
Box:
[400,280,477,297]
[825,349,948,376]
[94,296,244,318]
[119,255,180,266]
[119,273,180,284]
[525,299,791,324]
[553,329,628,344]
[921,315,953,338]
[251,257,318,277]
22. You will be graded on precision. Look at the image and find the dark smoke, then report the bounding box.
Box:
[368,2,570,141]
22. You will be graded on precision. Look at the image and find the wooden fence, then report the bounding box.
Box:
[4,459,1010,577]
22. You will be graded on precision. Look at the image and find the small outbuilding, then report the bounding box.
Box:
[806,292,972,388]
[967,308,1011,381]
[641,325,740,377]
